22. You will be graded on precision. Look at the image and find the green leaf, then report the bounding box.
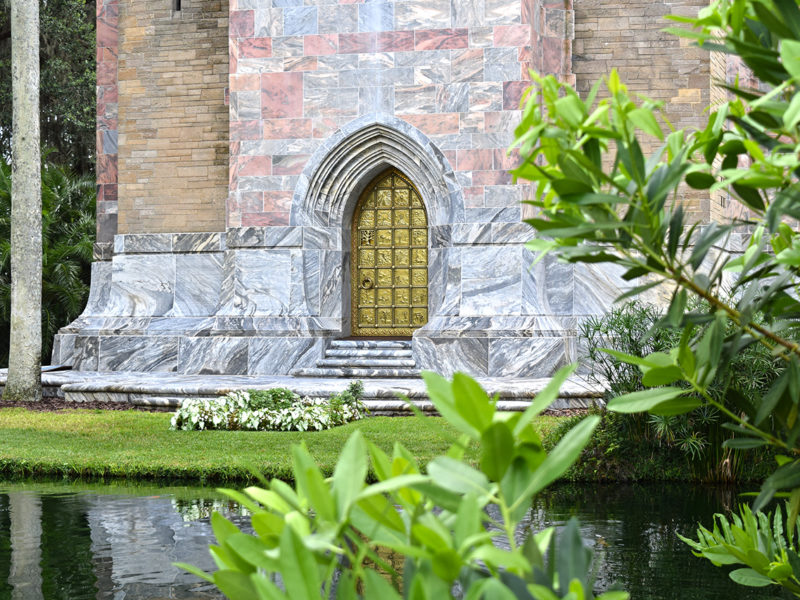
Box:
[363,569,403,600]
[642,365,684,387]
[597,592,631,600]
[226,533,279,571]
[174,562,214,584]
[607,387,685,413]
[686,172,716,190]
[251,573,287,600]
[480,421,514,481]
[781,39,800,81]
[214,570,259,599]
[728,568,774,587]
[509,415,600,512]
[426,457,491,495]
[628,107,664,140]
[723,437,768,449]
[785,93,800,130]
[245,487,292,515]
[554,93,585,127]
[463,579,518,600]
[292,443,336,522]
[454,493,482,550]
[515,363,578,435]
[278,525,322,600]
[355,491,406,533]
[356,474,429,500]
[648,396,702,416]
[332,431,367,519]
[452,373,496,433]
[211,512,241,545]
[422,371,480,439]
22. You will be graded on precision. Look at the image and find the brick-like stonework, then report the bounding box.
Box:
[227,0,539,228]
[116,0,229,234]
[97,0,119,243]
[573,0,711,222]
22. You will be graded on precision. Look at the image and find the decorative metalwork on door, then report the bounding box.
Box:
[352,169,428,337]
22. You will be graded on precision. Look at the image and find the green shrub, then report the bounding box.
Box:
[574,300,778,482]
[170,384,367,432]
[0,157,95,366]
[247,388,298,411]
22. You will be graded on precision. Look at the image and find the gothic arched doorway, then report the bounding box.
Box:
[351,169,428,337]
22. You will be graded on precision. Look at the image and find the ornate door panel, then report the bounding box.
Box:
[352,170,428,337]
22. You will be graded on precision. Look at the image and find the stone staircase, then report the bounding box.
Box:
[291,339,420,378]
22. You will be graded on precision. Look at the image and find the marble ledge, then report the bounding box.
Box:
[56,316,344,337]
[93,242,113,261]
[10,369,603,405]
[112,232,226,255]
[451,222,532,246]
[416,316,578,338]
[226,226,348,250]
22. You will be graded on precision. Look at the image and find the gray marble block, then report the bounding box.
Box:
[249,337,326,374]
[414,336,489,377]
[97,336,178,372]
[172,253,224,317]
[234,250,291,315]
[108,255,175,317]
[488,337,572,377]
[179,337,250,375]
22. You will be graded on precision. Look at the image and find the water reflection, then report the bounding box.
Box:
[531,483,787,599]
[0,483,246,600]
[0,481,792,599]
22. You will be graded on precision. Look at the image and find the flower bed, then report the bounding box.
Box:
[170,382,366,432]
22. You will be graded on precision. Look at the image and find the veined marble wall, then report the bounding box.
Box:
[53,210,633,377]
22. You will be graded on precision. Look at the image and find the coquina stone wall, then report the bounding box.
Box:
[56,0,719,378]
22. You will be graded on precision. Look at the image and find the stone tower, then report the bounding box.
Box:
[54,0,714,377]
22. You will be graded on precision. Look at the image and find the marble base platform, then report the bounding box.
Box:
[0,369,603,413]
[53,229,644,379]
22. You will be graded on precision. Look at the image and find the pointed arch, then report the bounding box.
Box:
[290,114,463,229]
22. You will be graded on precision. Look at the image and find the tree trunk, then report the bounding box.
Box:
[8,492,44,600]
[6,0,41,402]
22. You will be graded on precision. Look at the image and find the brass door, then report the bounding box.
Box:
[352,170,428,337]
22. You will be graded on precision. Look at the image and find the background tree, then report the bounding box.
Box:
[0,0,95,174]
[0,159,94,367]
[7,0,42,402]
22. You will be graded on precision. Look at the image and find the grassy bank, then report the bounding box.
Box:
[0,407,561,483]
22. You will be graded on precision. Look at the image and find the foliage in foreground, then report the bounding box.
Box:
[0,158,95,366]
[578,300,779,481]
[183,368,628,599]
[170,383,367,432]
[513,0,800,594]
[680,502,800,594]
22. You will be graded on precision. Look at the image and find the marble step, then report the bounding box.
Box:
[325,348,413,358]
[291,367,421,378]
[330,340,411,350]
[318,357,416,368]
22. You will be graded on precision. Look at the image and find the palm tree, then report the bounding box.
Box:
[0,158,95,367]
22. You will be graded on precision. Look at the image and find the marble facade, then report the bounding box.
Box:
[55,0,712,378]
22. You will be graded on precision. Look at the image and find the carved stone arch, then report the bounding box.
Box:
[290,114,463,229]
[290,114,464,332]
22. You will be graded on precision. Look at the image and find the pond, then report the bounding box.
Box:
[0,481,786,599]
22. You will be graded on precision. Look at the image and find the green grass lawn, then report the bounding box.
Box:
[0,407,561,484]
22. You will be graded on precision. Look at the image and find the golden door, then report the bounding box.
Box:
[351,169,428,337]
